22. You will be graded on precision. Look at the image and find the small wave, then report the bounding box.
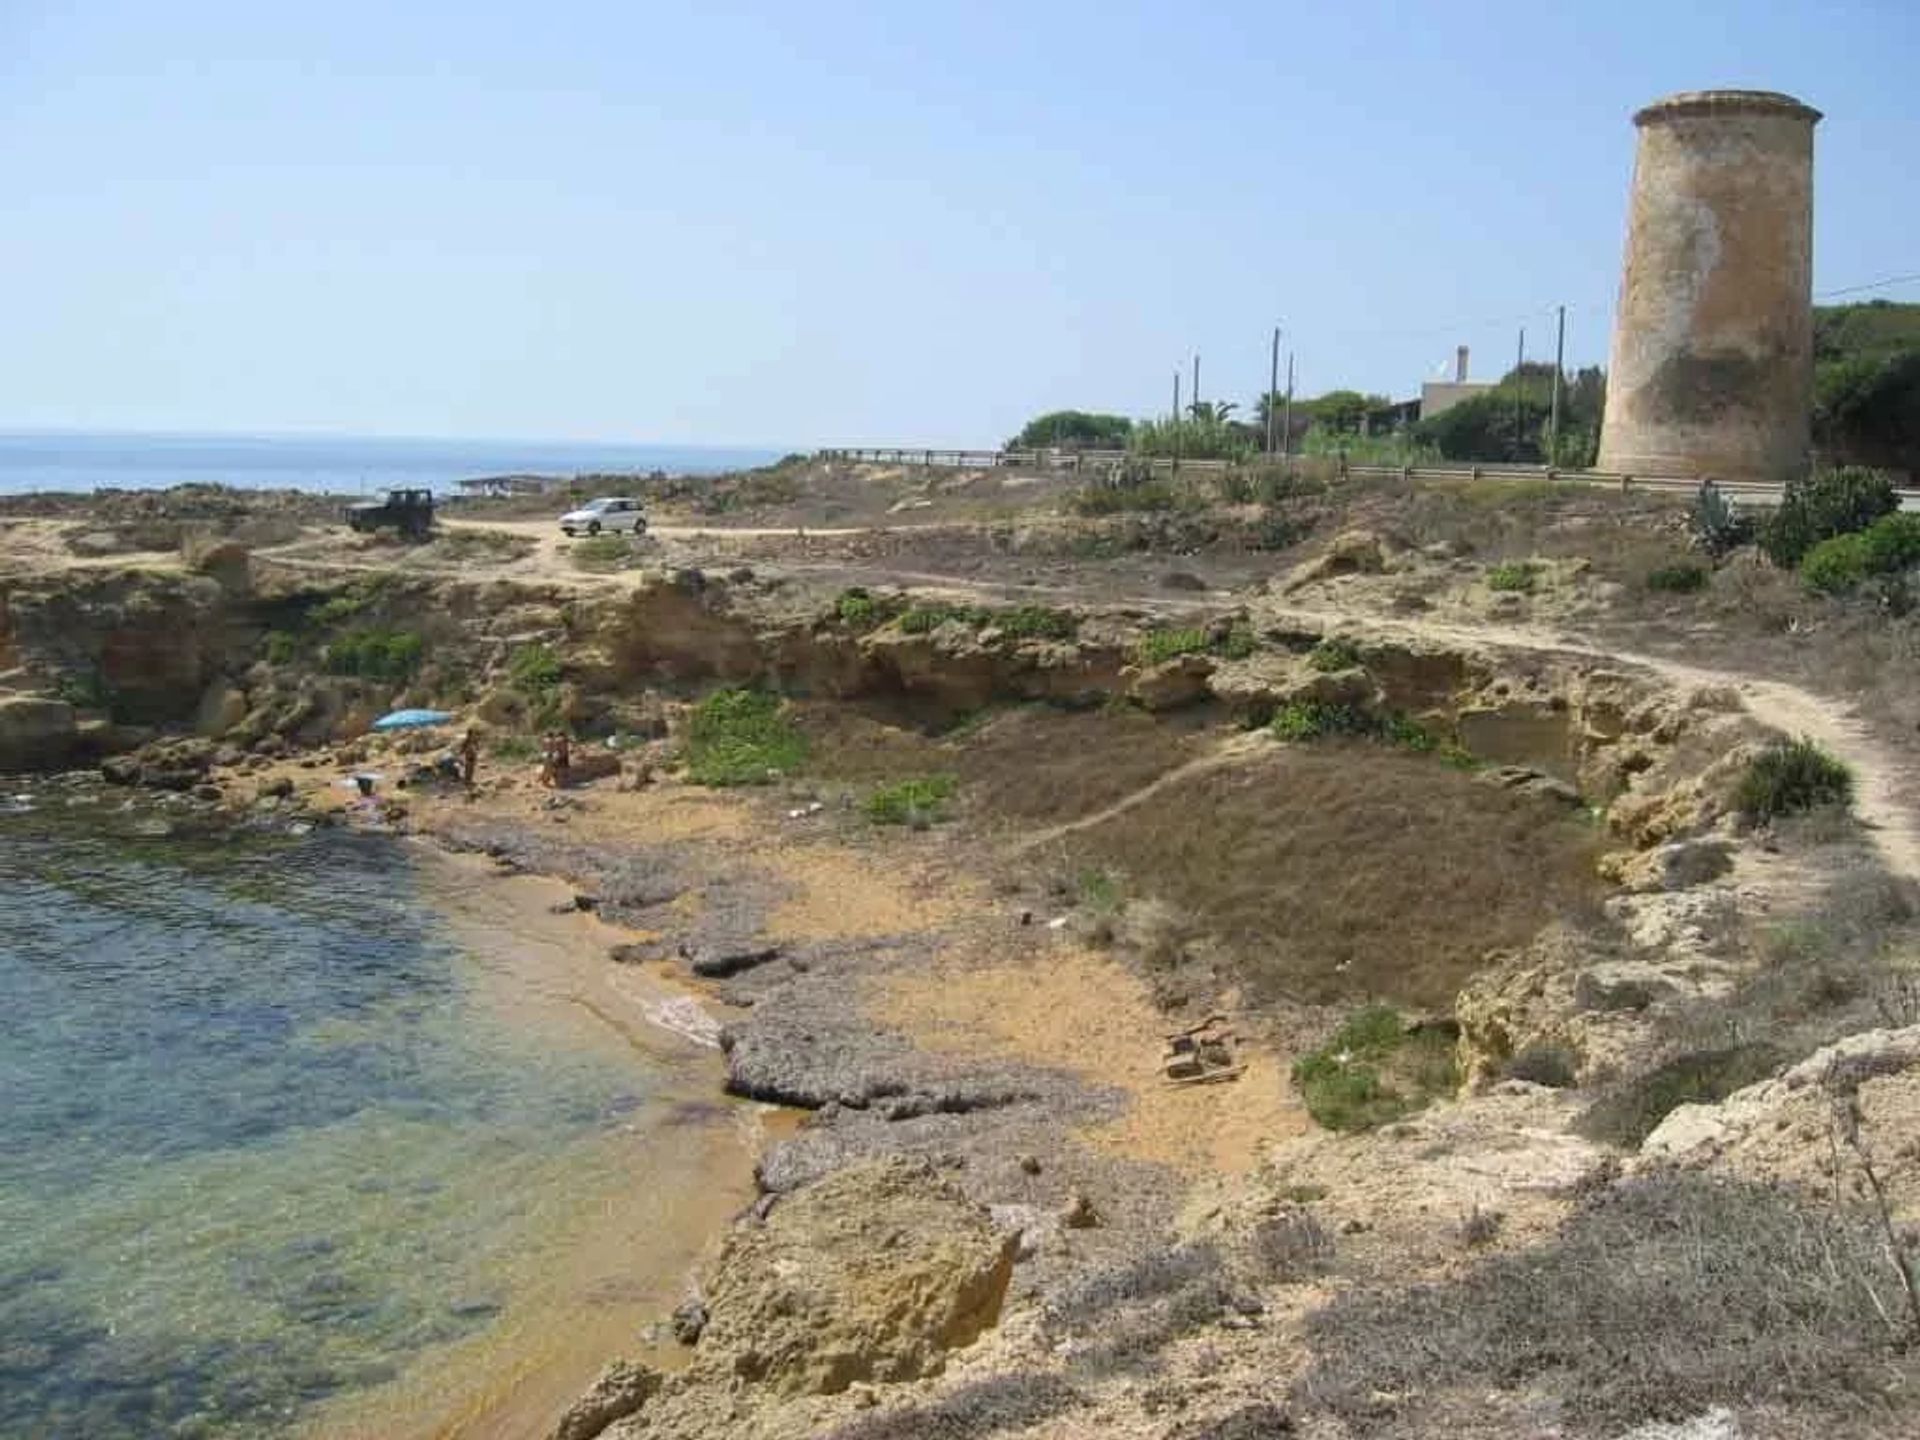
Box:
[643,995,723,1049]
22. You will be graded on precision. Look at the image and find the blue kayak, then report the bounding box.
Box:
[370,709,454,732]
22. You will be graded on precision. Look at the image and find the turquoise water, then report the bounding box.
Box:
[0,430,785,497]
[0,791,697,1439]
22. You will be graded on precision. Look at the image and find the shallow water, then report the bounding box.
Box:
[0,789,752,1439]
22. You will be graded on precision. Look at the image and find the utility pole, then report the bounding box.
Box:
[1172,369,1182,475]
[1281,352,1296,458]
[1191,353,1201,418]
[1548,304,1566,467]
[1514,326,1527,458]
[1267,326,1280,455]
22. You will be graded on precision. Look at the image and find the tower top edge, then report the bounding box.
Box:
[1635,90,1822,127]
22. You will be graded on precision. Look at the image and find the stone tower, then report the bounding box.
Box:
[1597,90,1821,482]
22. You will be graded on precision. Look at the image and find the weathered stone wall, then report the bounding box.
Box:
[1597,90,1820,483]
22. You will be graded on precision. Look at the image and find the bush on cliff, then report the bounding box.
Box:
[866,775,957,826]
[1292,1005,1457,1131]
[1761,466,1899,568]
[1800,512,1920,594]
[1737,737,1852,821]
[686,688,806,785]
[324,628,423,682]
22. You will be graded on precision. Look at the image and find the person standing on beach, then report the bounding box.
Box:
[459,728,480,789]
[552,731,572,788]
[537,731,557,788]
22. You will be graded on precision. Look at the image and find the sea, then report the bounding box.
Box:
[0,784,756,1440]
[0,431,786,498]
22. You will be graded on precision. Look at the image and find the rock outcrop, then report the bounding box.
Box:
[1638,1025,1920,1222]
[0,695,76,771]
[685,1156,1018,1397]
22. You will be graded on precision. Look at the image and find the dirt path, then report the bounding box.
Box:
[1261,603,1920,887]
[1008,730,1275,856]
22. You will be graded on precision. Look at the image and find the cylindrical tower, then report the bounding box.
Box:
[1597,90,1821,482]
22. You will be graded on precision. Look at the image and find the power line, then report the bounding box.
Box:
[1815,270,1920,299]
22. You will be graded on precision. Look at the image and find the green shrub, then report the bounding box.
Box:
[865,774,958,826]
[324,628,423,681]
[570,534,633,572]
[1486,561,1539,593]
[1271,700,1455,760]
[1270,701,1373,742]
[262,630,300,664]
[1801,533,1871,593]
[685,688,806,786]
[309,574,399,626]
[1761,466,1899,567]
[1860,511,1920,572]
[1737,737,1853,821]
[898,603,961,634]
[1308,637,1363,672]
[1645,561,1709,594]
[507,643,562,695]
[1381,714,1440,753]
[1292,1005,1457,1132]
[836,587,880,629]
[995,606,1079,641]
[1137,628,1209,665]
[1214,624,1257,660]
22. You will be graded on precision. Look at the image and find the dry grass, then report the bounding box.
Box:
[1038,745,1603,1009]
[798,702,1213,825]
[1296,1174,1919,1435]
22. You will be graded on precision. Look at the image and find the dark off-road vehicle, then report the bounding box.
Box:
[346,488,436,540]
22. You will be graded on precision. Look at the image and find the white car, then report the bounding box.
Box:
[559,497,648,537]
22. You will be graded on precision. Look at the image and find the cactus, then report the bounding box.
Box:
[1688,480,1754,557]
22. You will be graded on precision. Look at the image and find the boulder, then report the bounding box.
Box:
[0,697,77,772]
[689,1157,1017,1396]
[1127,654,1215,712]
[1282,529,1393,591]
[548,1360,661,1440]
[195,682,249,738]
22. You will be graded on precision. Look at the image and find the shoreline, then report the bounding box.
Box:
[295,837,773,1440]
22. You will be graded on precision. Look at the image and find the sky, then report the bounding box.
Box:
[2,0,1916,449]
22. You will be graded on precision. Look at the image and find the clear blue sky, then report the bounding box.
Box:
[3,1,1915,448]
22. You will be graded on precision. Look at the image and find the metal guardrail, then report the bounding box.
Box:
[817,447,1920,509]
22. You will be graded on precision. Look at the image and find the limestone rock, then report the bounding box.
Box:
[549,1360,661,1440]
[1598,837,1735,893]
[195,682,249,738]
[1127,654,1214,712]
[689,1157,1017,1397]
[1638,1025,1920,1222]
[1282,529,1393,591]
[1276,666,1376,710]
[0,696,77,772]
